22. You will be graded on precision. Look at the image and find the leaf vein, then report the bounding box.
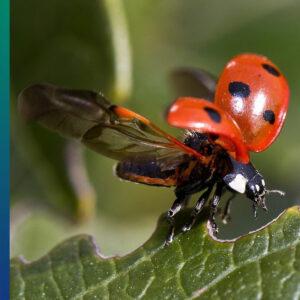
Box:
[15,260,26,300]
[137,275,155,299]
[77,241,87,291]
[256,259,263,300]
[176,242,188,297]
[74,244,164,298]
[191,240,300,298]
[47,254,65,300]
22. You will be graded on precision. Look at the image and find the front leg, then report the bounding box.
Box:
[165,194,189,246]
[221,192,236,224]
[209,182,224,235]
[252,202,258,218]
[181,185,213,232]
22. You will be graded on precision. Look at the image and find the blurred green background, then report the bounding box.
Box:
[11,0,300,260]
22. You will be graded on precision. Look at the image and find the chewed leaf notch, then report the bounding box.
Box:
[11,206,300,299]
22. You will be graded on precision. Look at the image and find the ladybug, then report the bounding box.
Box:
[18,53,289,245]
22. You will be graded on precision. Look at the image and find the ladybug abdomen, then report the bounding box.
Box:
[215,54,289,152]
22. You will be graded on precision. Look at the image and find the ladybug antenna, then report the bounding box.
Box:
[266,189,285,196]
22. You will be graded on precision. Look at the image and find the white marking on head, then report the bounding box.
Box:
[228,174,248,194]
[262,179,265,186]
[255,184,260,192]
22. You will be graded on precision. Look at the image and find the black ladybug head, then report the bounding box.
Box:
[223,159,259,195]
[245,173,267,206]
[223,158,284,208]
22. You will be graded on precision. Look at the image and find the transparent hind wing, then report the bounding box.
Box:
[18,83,205,164]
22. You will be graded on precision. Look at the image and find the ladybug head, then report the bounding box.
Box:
[223,159,285,208]
[245,173,267,206]
[246,175,285,209]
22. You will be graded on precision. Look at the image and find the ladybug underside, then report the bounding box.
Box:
[116,131,270,244]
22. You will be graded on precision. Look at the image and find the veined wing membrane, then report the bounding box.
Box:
[82,118,187,166]
[18,83,112,139]
[18,83,204,168]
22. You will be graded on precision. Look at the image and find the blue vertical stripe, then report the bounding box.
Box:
[0,0,10,299]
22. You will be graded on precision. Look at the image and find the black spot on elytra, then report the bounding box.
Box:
[263,110,275,124]
[228,81,251,98]
[262,63,280,77]
[204,107,221,123]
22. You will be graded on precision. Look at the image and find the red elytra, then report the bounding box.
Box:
[215,53,290,152]
[167,97,249,163]
[167,53,289,162]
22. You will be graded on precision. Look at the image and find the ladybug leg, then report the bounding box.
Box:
[181,186,213,233]
[260,198,268,211]
[208,182,224,235]
[165,194,189,246]
[221,192,236,224]
[252,202,258,218]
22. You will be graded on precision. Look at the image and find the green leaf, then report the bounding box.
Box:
[11,0,132,220]
[10,206,300,299]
